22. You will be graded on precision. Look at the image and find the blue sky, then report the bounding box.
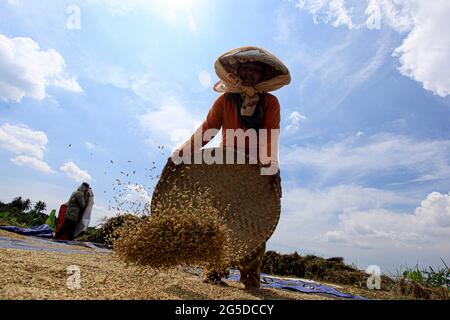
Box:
[1,0,449,274]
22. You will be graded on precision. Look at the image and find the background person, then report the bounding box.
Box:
[54,182,90,240]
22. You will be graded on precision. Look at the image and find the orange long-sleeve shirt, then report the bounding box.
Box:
[177,92,280,166]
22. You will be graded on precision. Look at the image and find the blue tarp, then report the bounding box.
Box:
[227,270,367,300]
[0,236,112,253]
[184,267,368,300]
[226,270,368,299]
[0,226,112,254]
[0,224,53,238]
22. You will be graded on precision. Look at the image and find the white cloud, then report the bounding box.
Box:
[280,184,415,224]
[270,184,418,252]
[87,65,135,89]
[286,111,307,131]
[131,74,181,105]
[393,1,450,97]
[365,0,415,32]
[7,0,21,5]
[123,184,151,204]
[52,76,83,94]
[85,142,97,149]
[294,0,414,31]
[0,123,53,174]
[0,123,48,159]
[139,99,201,149]
[188,13,198,35]
[293,0,450,97]
[323,191,450,249]
[86,66,180,105]
[295,0,354,28]
[282,133,450,185]
[327,0,353,28]
[60,161,92,183]
[275,18,290,43]
[322,230,348,243]
[198,70,211,88]
[296,31,393,113]
[90,204,115,227]
[87,65,204,151]
[269,183,449,271]
[84,141,108,154]
[0,34,82,102]
[83,0,205,33]
[10,155,54,174]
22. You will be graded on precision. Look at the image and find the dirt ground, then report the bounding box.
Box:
[0,229,407,300]
[0,229,338,300]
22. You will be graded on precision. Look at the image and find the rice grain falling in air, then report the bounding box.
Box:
[114,188,235,271]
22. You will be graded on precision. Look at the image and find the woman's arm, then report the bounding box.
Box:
[259,95,280,172]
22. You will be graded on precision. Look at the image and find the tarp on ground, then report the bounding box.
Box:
[0,230,111,254]
[226,270,368,300]
[0,224,53,238]
[184,267,368,300]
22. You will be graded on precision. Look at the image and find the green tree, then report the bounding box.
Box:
[33,201,47,214]
[11,197,32,212]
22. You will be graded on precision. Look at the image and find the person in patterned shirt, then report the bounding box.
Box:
[55,182,90,240]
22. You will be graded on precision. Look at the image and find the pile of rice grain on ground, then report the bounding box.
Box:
[77,214,142,245]
[114,189,234,270]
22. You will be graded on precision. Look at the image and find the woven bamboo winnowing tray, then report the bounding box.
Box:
[151,148,281,263]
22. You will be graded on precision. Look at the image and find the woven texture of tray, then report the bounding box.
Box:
[151,148,281,263]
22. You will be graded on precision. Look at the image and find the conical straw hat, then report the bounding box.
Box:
[151,147,281,264]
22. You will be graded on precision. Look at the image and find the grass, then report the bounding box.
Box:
[388,259,449,300]
[398,259,449,289]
